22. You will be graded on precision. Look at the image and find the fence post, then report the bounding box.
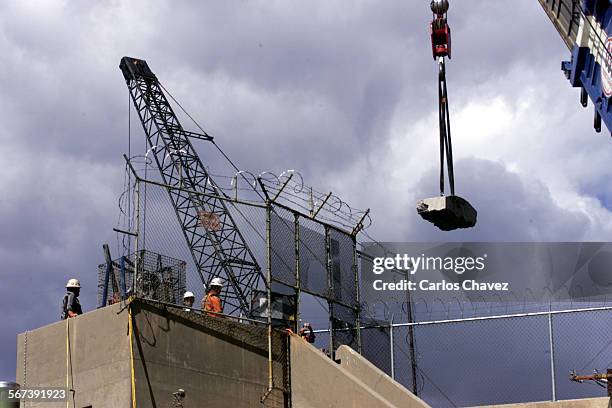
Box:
[405,269,419,396]
[390,318,395,380]
[265,203,274,394]
[120,256,127,299]
[294,213,300,333]
[134,178,141,296]
[325,226,334,358]
[353,236,361,353]
[548,305,556,401]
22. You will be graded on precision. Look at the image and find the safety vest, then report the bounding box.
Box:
[203,293,223,316]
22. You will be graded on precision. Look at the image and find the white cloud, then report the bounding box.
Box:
[330,62,612,241]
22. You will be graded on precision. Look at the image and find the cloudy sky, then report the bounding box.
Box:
[1,0,612,385]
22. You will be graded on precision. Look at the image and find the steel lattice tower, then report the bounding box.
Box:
[120,57,264,315]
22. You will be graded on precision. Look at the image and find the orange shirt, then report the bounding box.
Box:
[298,327,315,343]
[202,294,223,316]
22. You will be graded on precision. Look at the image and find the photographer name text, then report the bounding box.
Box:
[372,279,509,292]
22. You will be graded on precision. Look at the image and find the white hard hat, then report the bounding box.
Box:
[210,277,224,287]
[183,291,195,299]
[66,278,81,288]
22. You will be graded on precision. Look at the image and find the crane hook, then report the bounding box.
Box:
[430,0,449,15]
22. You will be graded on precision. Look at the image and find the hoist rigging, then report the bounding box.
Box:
[431,1,454,197]
[417,0,478,231]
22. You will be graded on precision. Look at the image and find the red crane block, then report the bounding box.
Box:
[431,17,451,59]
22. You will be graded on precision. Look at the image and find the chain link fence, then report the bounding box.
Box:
[269,204,361,355]
[129,178,269,309]
[110,176,612,406]
[315,306,612,407]
[111,176,362,357]
[132,178,360,327]
[98,250,187,306]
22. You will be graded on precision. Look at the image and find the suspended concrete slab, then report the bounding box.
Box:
[416,195,477,231]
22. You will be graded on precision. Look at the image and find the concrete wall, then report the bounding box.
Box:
[335,345,429,408]
[16,300,606,408]
[15,302,132,407]
[290,334,422,408]
[481,397,609,408]
[130,300,287,408]
[15,300,288,408]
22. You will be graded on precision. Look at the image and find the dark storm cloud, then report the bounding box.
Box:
[407,158,591,241]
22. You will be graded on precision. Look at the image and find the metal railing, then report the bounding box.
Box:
[314,304,612,407]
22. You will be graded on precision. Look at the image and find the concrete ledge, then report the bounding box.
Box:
[130,300,287,408]
[290,335,399,408]
[478,397,609,407]
[16,300,288,408]
[336,345,430,408]
[16,302,132,407]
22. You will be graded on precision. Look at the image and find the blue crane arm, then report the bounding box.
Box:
[538,0,612,134]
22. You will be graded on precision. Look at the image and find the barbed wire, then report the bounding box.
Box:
[116,86,453,404]
[213,168,373,233]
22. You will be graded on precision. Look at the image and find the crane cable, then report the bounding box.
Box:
[430,0,455,197]
[437,56,455,197]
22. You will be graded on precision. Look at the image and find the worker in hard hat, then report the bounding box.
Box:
[108,292,121,305]
[61,278,82,319]
[183,291,195,312]
[298,322,316,343]
[202,277,224,317]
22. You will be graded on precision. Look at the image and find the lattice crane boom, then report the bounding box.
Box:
[119,57,264,315]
